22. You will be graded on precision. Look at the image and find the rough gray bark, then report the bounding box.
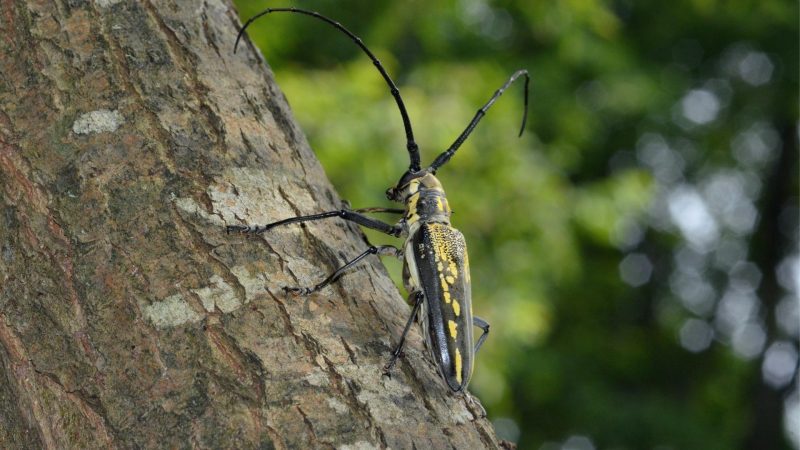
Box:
[0,1,502,448]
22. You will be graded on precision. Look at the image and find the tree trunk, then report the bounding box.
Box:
[0,1,502,448]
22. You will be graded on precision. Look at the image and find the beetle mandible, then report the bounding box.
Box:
[228,7,529,392]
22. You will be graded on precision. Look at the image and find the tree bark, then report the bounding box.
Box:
[0,0,501,448]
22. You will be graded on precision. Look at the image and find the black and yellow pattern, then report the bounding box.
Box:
[231,9,519,393]
[413,222,474,391]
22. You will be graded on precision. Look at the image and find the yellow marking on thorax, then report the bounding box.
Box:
[448,320,458,339]
[408,179,420,194]
[406,192,421,225]
[407,192,419,211]
[454,348,463,384]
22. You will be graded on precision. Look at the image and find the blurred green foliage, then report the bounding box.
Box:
[233,1,798,449]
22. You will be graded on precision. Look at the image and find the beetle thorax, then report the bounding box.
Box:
[404,173,452,233]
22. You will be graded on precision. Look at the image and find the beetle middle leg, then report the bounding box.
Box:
[285,244,403,295]
[383,291,425,377]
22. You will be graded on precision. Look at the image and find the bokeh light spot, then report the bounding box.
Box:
[731,122,780,167]
[776,255,800,294]
[668,185,719,251]
[731,322,767,360]
[680,318,714,352]
[680,89,720,125]
[670,271,716,316]
[619,252,653,287]
[636,133,685,184]
[785,390,800,448]
[729,260,762,293]
[762,341,798,388]
[562,435,595,450]
[775,296,799,337]
[738,51,774,86]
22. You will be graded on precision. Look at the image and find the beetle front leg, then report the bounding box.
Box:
[226,208,404,236]
[285,245,403,295]
[473,316,490,354]
[383,291,424,377]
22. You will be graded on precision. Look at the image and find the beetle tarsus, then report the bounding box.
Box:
[284,286,312,296]
[226,225,248,234]
[382,352,403,377]
[382,346,409,378]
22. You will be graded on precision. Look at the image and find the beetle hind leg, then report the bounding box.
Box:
[473,316,490,354]
[383,291,424,377]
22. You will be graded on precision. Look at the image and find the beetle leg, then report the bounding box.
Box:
[354,207,405,214]
[473,316,490,354]
[383,291,424,377]
[284,245,403,295]
[464,391,487,418]
[227,208,403,237]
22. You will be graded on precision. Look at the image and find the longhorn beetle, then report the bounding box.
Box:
[228,8,529,393]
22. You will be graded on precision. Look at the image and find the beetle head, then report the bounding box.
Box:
[386,169,444,202]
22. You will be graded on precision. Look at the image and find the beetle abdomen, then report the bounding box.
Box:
[412,222,474,391]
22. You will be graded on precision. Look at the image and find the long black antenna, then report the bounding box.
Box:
[429,69,529,172]
[235,7,422,172]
